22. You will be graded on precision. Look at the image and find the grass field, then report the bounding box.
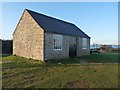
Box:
[2,52,119,88]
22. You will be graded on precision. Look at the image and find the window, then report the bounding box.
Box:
[82,38,87,49]
[53,34,62,50]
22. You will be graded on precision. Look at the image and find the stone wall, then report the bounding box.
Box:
[13,10,90,61]
[44,33,90,60]
[44,33,69,60]
[77,37,90,57]
[13,10,44,61]
[69,36,77,46]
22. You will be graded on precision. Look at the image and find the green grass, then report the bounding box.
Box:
[46,58,80,64]
[2,53,119,88]
[80,52,118,63]
[46,52,118,64]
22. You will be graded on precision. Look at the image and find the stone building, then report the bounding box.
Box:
[13,9,90,61]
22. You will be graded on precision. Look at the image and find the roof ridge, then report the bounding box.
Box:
[26,9,75,26]
[74,25,90,38]
[25,9,90,38]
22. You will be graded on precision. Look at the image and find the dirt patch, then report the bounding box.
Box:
[66,80,93,88]
[79,59,88,64]
[2,60,12,63]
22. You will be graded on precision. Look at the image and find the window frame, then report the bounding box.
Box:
[53,34,62,51]
[82,38,87,49]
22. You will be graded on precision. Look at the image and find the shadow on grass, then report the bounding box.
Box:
[45,58,79,64]
[45,52,119,64]
[2,52,119,68]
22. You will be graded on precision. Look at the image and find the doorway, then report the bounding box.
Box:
[69,37,77,57]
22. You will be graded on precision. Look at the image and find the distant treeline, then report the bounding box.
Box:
[0,39,13,54]
[91,44,120,53]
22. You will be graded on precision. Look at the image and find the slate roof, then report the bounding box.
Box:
[27,9,90,38]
